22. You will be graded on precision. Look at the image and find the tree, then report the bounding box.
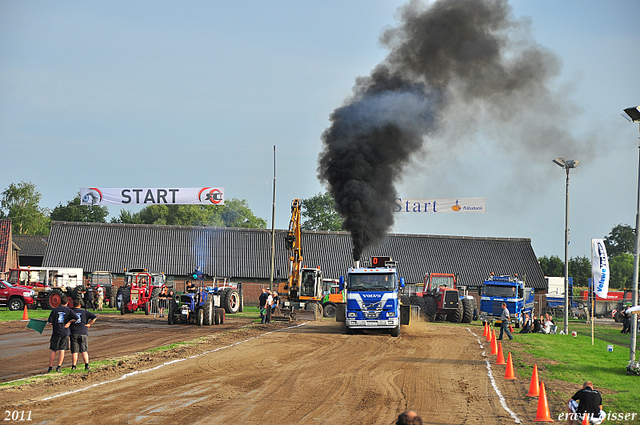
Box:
[50,193,109,223]
[538,255,564,277]
[0,182,50,235]
[604,224,635,258]
[110,209,143,224]
[609,252,633,290]
[568,256,591,288]
[300,192,343,231]
[109,198,266,228]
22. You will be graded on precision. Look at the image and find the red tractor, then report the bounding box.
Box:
[410,273,475,323]
[117,269,166,315]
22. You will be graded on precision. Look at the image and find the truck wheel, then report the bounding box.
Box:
[449,301,463,323]
[144,301,150,315]
[47,289,64,309]
[221,289,240,314]
[304,301,322,320]
[424,296,437,322]
[390,325,401,337]
[461,298,473,323]
[108,285,117,308]
[9,297,24,311]
[203,299,213,325]
[197,308,204,326]
[323,302,337,318]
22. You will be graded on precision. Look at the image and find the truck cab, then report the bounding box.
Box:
[479,275,534,327]
[338,257,409,337]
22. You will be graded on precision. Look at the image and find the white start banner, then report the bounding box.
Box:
[393,198,486,213]
[80,187,225,206]
[591,238,610,299]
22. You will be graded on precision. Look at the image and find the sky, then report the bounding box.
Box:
[1,0,639,260]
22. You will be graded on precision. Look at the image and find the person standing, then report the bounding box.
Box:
[567,381,606,425]
[46,294,78,373]
[497,303,513,341]
[157,286,168,318]
[96,285,104,311]
[265,290,273,324]
[84,285,95,311]
[70,299,97,371]
[258,288,268,324]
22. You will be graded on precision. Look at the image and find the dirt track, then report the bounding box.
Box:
[2,318,541,424]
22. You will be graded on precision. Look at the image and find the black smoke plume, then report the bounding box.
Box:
[318,0,563,261]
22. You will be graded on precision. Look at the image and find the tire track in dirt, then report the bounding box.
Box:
[2,321,529,425]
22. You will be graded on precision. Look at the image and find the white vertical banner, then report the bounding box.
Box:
[591,239,610,299]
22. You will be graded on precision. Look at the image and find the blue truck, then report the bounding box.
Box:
[336,256,411,337]
[478,275,534,327]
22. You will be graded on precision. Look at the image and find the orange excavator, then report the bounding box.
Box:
[276,199,324,319]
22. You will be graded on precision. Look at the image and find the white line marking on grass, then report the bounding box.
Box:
[38,323,308,402]
[467,328,522,424]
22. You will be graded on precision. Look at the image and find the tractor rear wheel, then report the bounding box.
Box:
[424,297,437,322]
[196,308,204,326]
[167,302,174,325]
[46,289,64,309]
[119,287,131,315]
[411,297,427,319]
[221,289,240,314]
[203,299,213,325]
[108,285,117,308]
[461,298,474,323]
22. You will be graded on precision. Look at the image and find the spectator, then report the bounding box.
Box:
[396,410,422,425]
[96,285,104,311]
[520,312,532,333]
[259,288,268,324]
[158,287,169,318]
[271,291,280,315]
[543,314,557,334]
[265,291,273,324]
[84,285,95,311]
[46,294,78,373]
[621,310,631,334]
[567,381,606,425]
[532,314,543,333]
[70,299,97,371]
[497,303,513,341]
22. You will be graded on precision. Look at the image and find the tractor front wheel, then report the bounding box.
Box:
[196,308,204,326]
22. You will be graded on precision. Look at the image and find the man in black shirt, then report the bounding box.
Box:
[258,288,268,324]
[567,381,605,424]
[47,294,78,373]
[70,299,97,371]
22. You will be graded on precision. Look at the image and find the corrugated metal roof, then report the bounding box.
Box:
[43,221,547,289]
[13,235,48,256]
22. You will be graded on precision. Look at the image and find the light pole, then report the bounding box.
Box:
[622,105,640,363]
[553,157,579,336]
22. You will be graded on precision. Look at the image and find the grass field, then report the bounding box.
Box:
[505,319,640,414]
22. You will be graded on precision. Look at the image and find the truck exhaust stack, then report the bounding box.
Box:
[354,260,360,269]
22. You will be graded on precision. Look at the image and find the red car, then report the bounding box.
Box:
[0,280,36,311]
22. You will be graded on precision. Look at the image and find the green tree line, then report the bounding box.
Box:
[538,224,636,290]
[0,182,268,234]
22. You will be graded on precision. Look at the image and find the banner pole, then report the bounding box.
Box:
[591,240,595,346]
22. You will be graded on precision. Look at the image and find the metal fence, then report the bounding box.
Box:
[148,298,170,316]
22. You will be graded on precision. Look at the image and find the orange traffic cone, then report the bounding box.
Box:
[533,382,554,422]
[496,341,506,365]
[504,352,516,379]
[22,305,29,321]
[581,413,589,425]
[483,322,488,338]
[491,330,498,355]
[486,323,492,342]
[527,364,540,397]
[509,324,515,333]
